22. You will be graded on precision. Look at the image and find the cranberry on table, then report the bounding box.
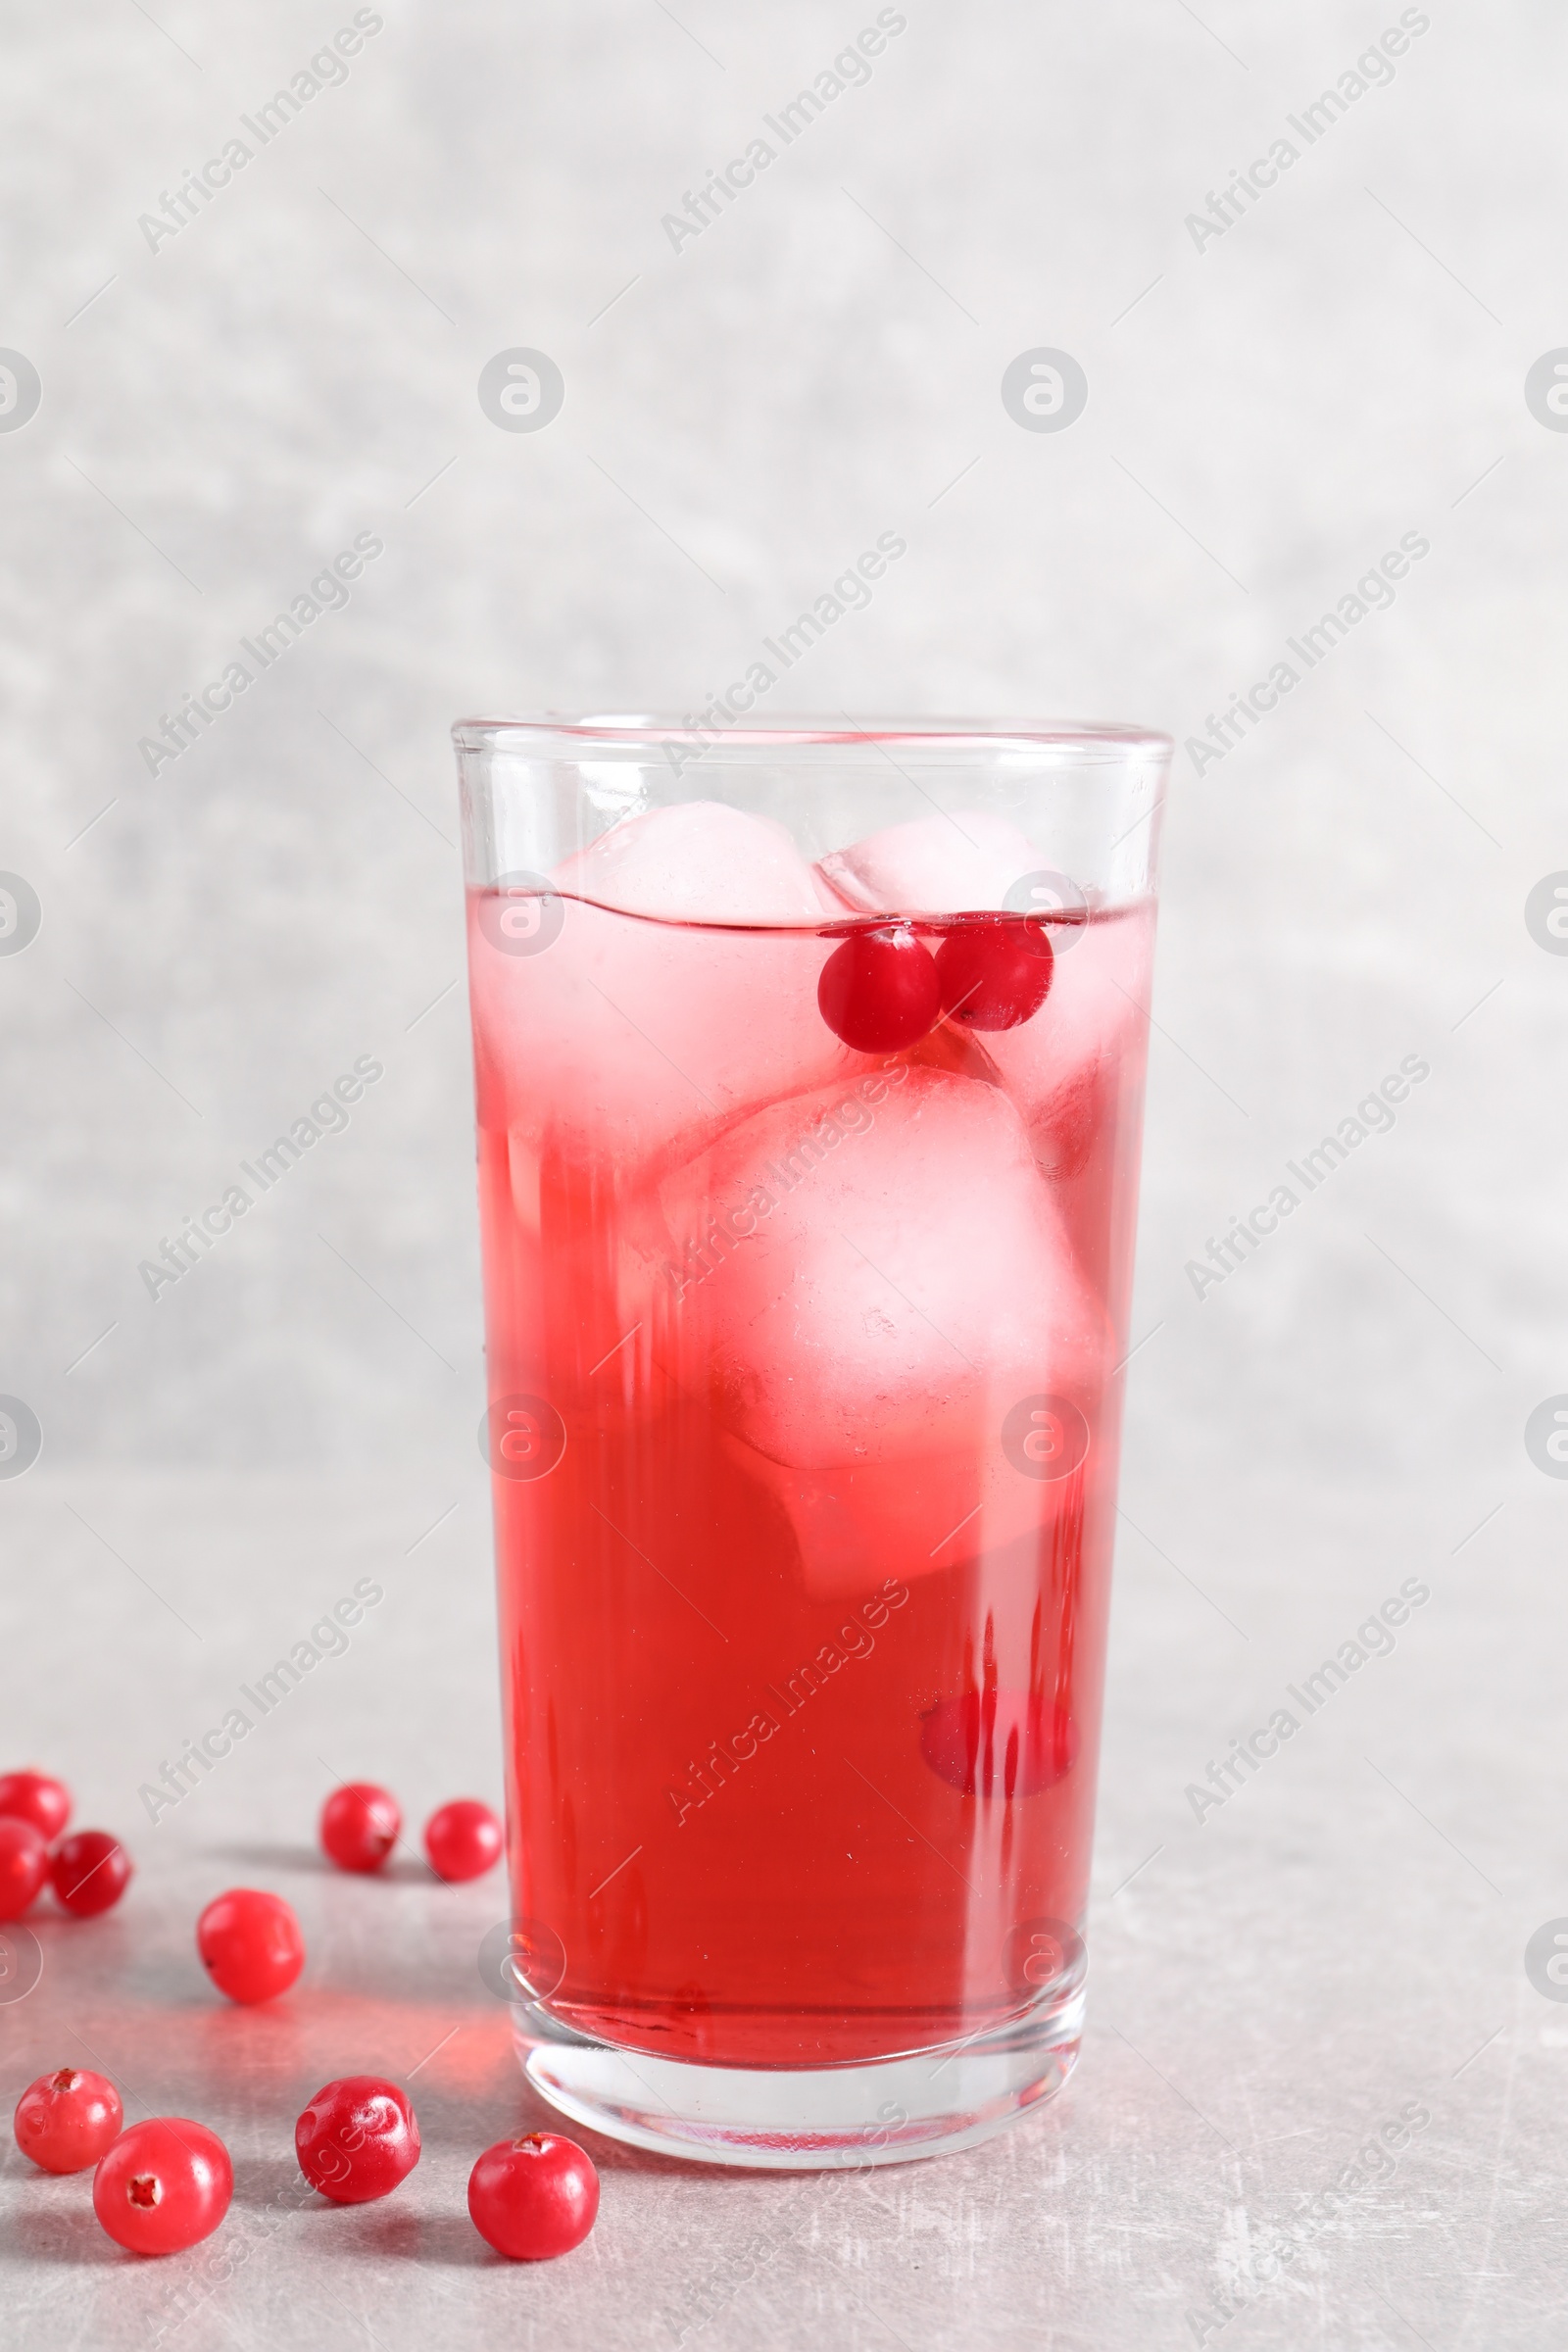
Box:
[51,1830,132,1918]
[817,926,941,1053]
[93,2118,231,2255]
[319,1782,401,1874]
[467,2132,600,2260]
[0,1770,71,1842]
[934,920,1054,1031]
[14,2068,123,2174]
[0,1817,49,1922]
[196,1887,305,2004]
[423,1799,503,1883]
[296,2076,420,2203]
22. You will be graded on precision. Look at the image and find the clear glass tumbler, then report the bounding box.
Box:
[456,715,1168,2167]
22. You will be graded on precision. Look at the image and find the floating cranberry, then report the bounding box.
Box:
[14,2068,122,2174]
[0,1771,71,1842]
[319,1782,401,1874]
[919,1690,1078,1799]
[52,1830,132,1918]
[424,1799,503,1884]
[93,2118,231,2255]
[935,920,1054,1031]
[196,1887,305,2004]
[817,927,940,1053]
[467,2132,600,2260]
[296,2075,420,2203]
[0,1818,49,1922]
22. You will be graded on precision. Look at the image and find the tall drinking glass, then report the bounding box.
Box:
[456,716,1168,2167]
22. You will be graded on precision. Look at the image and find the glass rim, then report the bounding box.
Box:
[453,711,1172,762]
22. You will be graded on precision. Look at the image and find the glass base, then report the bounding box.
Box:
[514,1984,1085,2170]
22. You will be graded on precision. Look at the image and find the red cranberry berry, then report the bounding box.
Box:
[52,1830,132,1918]
[467,2132,600,2260]
[14,2068,123,2174]
[93,2118,232,2255]
[423,1799,503,1884]
[296,2076,420,2203]
[319,1782,401,1874]
[0,1818,49,1922]
[0,1771,72,1842]
[817,927,941,1053]
[196,1887,305,2004]
[919,1689,1078,1799]
[934,920,1054,1031]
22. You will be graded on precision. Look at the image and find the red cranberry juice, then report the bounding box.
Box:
[468,893,1153,2067]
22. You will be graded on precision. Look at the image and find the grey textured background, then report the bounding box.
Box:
[2,1,1566,2343]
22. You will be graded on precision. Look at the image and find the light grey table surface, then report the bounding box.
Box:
[0,1461,1559,2352]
